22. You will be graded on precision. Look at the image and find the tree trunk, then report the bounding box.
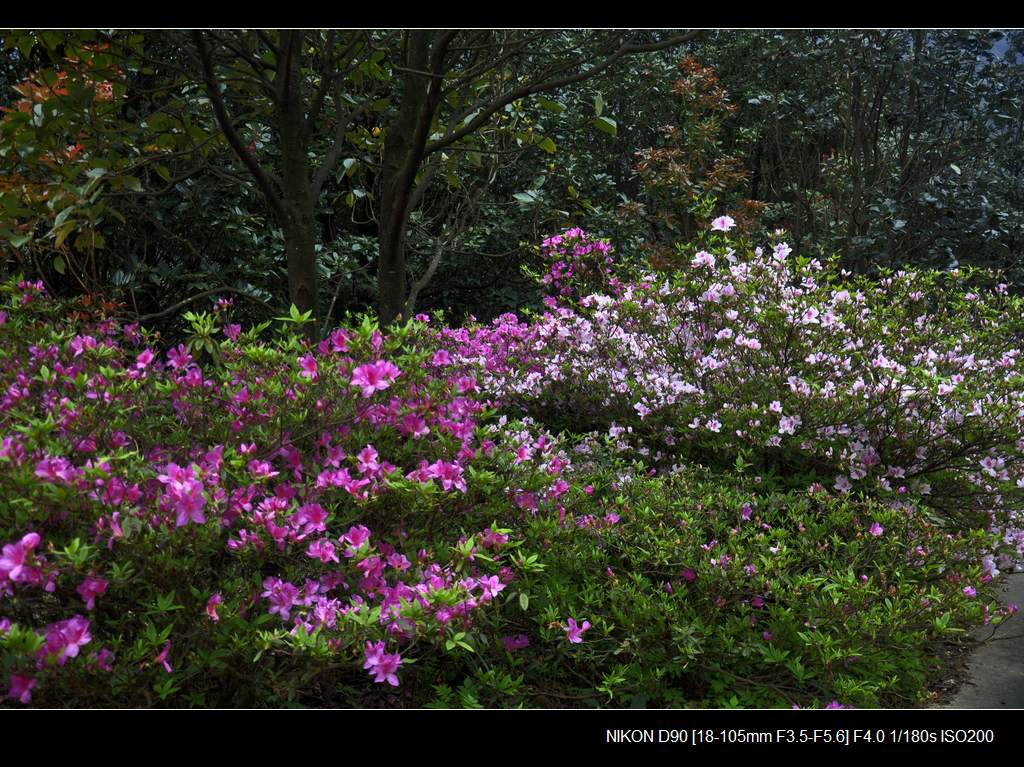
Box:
[278,32,319,336]
[377,32,441,327]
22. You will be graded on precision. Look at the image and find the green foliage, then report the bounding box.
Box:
[496,468,1000,708]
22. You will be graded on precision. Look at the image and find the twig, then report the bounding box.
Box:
[133,286,275,323]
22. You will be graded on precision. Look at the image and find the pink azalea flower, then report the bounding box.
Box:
[135,348,155,369]
[298,353,318,380]
[691,251,716,269]
[76,575,108,610]
[564,618,591,644]
[166,344,192,370]
[427,460,466,493]
[7,673,36,705]
[868,522,884,537]
[711,215,736,232]
[0,532,41,583]
[350,360,401,397]
[363,640,402,686]
[155,641,173,673]
[476,574,505,601]
[41,615,91,665]
[502,634,530,651]
[963,586,977,598]
[206,593,223,622]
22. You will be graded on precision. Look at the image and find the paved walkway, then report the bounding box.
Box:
[945,573,1024,708]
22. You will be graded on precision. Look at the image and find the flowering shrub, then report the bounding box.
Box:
[453,229,1024,572]
[479,467,1009,708]
[0,279,570,706]
[1,219,1020,708]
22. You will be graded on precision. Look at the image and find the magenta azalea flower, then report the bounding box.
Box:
[868,522,884,537]
[427,460,467,493]
[166,344,192,370]
[350,360,401,397]
[298,353,318,380]
[0,532,41,583]
[502,634,530,651]
[307,538,340,564]
[135,348,155,369]
[206,594,223,622]
[157,463,207,527]
[76,575,108,610]
[363,640,402,686]
[262,577,300,621]
[41,616,92,665]
[564,618,591,644]
[155,641,173,673]
[7,673,36,705]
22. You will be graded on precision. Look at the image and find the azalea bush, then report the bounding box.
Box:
[448,466,1011,709]
[449,227,1024,573]
[1,217,1021,708]
[0,278,574,706]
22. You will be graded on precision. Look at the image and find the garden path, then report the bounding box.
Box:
[945,573,1024,708]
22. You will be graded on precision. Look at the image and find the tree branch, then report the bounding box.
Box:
[424,31,701,158]
[191,31,287,222]
[134,286,274,323]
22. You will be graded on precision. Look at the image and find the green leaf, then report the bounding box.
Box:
[53,221,77,249]
[53,254,66,275]
[594,92,604,117]
[537,136,556,154]
[538,98,565,113]
[594,116,617,137]
[519,592,529,611]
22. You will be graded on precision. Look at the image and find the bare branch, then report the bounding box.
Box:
[134,286,275,323]
[191,31,287,222]
[405,236,444,318]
